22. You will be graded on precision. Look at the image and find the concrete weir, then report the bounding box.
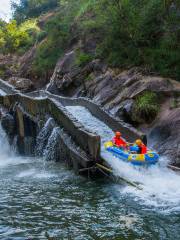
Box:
[0,78,146,175]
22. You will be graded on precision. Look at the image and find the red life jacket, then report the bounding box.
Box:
[113,137,127,147]
[140,143,147,154]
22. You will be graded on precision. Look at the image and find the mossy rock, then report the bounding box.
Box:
[75,50,93,67]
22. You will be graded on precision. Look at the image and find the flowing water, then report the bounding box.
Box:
[66,106,180,209]
[0,106,180,239]
[0,89,6,96]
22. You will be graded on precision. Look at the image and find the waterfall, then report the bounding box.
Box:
[43,127,61,161]
[36,118,62,161]
[36,118,55,156]
[0,124,13,158]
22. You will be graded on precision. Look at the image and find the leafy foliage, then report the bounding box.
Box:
[12,0,59,23]
[0,20,39,54]
[75,50,93,67]
[32,1,76,75]
[2,0,180,80]
[95,0,180,79]
[133,91,160,123]
[32,38,63,77]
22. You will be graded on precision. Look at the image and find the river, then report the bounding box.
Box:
[0,105,180,239]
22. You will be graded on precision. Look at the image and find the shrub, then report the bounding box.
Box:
[75,50,93,67]
[36,31,47,42]
[133,91,159,123]
[0,19,39,54]
[32,9,72,76]
[95,0,180,80]
[32,39,63,77]
[12,0,59,23]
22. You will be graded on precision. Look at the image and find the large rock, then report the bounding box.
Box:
[47,51,107,95]
[8,77,34,92]
[47,51,77,93]
[115,99,134,121]
[149,107,180,164]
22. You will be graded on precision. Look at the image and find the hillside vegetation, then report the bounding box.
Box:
[0,0,180,80]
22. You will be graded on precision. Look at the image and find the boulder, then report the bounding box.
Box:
[8,77,34,92]
[149,107,180,164]
[116,99,134,121]
[47,51,77,93]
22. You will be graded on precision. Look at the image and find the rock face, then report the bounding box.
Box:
[47,51,76,93]
[47,51,107,95]
[0,42,49,89]
[0,54,18,79]
[149,107,180,164]
[8,77,34,92]
[49,56,179,105]
[48,54,180,163]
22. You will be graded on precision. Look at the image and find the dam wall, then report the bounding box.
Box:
[0,93,100,161]
[26,89,146,143]
[0,79,147,175]
[0,78,19,94]
[45,91,146,144]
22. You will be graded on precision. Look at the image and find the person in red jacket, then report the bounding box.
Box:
[135,139,147,154]
[112,132,127,148]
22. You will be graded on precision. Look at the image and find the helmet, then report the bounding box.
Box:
[115,131,121,137]
[136,139,142,146]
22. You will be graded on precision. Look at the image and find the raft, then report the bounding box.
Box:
[104,142,159,166]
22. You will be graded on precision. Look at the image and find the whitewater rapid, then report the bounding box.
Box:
[66,106,180,211]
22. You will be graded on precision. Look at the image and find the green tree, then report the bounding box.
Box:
[12,0,59,23]
[0,19,38,54]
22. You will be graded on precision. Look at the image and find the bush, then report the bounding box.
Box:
[133,91,159,123]
[0,19,39,54]
[95,0,180,80]
[12,0,59,23]
[32,39,63,76]
[75,50,93,67]
[32,9,72,76]
[36,31,47,42]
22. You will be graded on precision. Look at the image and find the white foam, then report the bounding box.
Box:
[66,106,180,210]
[0,89,6,96]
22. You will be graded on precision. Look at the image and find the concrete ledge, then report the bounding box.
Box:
[46,91,146,143]
[0,93,101,160]
[0,78,19,94]
[0,78,145,143]
[57,128,95,169]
